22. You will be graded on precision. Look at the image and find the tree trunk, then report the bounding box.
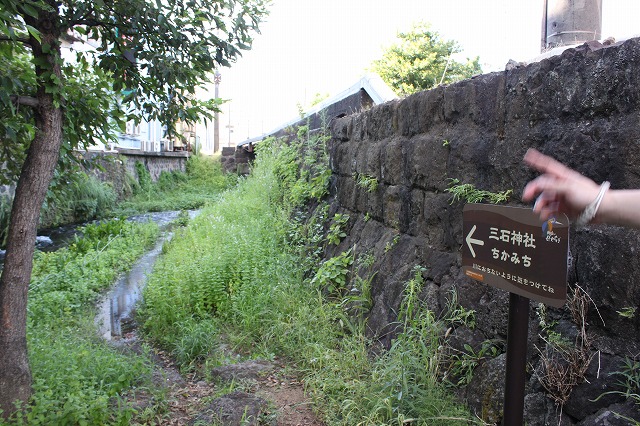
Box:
[0,8,63,418]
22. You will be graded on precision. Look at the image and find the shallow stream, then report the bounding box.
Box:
[4,210,195,341]
[95,237,165,340]
[94,210,198,340]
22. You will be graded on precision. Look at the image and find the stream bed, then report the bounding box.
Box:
[95,236,166,340]
[0,210,194,340]
[3,210,196,341]
[94,210,199,340]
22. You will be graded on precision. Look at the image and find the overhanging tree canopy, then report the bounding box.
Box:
[0,0,269,418]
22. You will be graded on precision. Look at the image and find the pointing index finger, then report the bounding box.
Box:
[523,148,570,178]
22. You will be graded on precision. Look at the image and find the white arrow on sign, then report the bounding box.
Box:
[466,225,484,258]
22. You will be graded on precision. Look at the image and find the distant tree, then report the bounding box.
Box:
[310,92,330,107]
[0,0,269,418]
[371,22,482,96]
[296,92,331,118]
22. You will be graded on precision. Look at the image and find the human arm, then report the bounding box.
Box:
[522,148,640,228]
[593,189,640,228]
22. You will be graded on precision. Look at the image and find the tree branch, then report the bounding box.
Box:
[10,95,39,108]
[68,17,118,29]
[0,36,31,45]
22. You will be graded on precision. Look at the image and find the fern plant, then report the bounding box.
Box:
[445,178,512,204]
[354,172,379,193]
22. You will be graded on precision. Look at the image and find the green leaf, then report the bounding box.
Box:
[5,126,17,142]
[25,25,41,43]
[20,3,40,18]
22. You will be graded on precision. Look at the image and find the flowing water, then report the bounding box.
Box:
[95,237,165,340]
[0,223,80,261]
[0,211,189,260]
[3,209,198,341]
[0,210,195,339]
[94,210,199,340]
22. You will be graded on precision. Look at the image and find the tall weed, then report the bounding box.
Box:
[306,268,476,425]
[140,126,478,424]
[40,169,117,229]
[259,126,331,210]
[113,154,235,215]
[139,149,289,352]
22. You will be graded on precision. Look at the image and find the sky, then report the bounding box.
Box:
[200,0,640,149]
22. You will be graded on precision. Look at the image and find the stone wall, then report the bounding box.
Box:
[225,86,378,175]
[326,38,640,424]
[234,145,255,175]
[0,150,188,209]
[220,147,237,173]
[273,88,375,139]
[80,149,188,201]
[116,149,189,182]
[78,151,130,201]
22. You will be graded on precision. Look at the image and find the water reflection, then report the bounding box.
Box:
[95,238,165,340]
[95,209,198,340]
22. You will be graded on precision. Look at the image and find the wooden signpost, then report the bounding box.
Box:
[462,204,569,425]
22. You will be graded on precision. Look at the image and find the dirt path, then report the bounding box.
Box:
[256,375,321,426]
[120,331,324,426]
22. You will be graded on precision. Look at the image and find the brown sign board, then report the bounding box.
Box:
[462,204,569,308]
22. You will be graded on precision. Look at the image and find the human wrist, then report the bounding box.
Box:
[576,181,610,226]
[593,188,616,224]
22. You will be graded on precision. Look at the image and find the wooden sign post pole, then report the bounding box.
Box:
[502,293,530,425]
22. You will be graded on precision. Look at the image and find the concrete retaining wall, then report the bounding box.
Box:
[116,149,189,182]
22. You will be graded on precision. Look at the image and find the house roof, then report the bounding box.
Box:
[238,73,397,146]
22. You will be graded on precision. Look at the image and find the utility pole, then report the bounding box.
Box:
[542,0,602,52]
[213,70,221,153]
[226,103,234,147]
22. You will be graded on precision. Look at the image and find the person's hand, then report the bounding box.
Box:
[522,148,602,221]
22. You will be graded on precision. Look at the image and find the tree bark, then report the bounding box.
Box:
[0,6,63,418]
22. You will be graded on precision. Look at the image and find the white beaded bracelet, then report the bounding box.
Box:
[575,181,610,226]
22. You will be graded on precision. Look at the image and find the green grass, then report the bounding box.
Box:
[0,154,236,424]
[112,154,237,216]
[2,130,482,424]
[139,129,481,425]
[1,219,159,425]
[303,268,477,425]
